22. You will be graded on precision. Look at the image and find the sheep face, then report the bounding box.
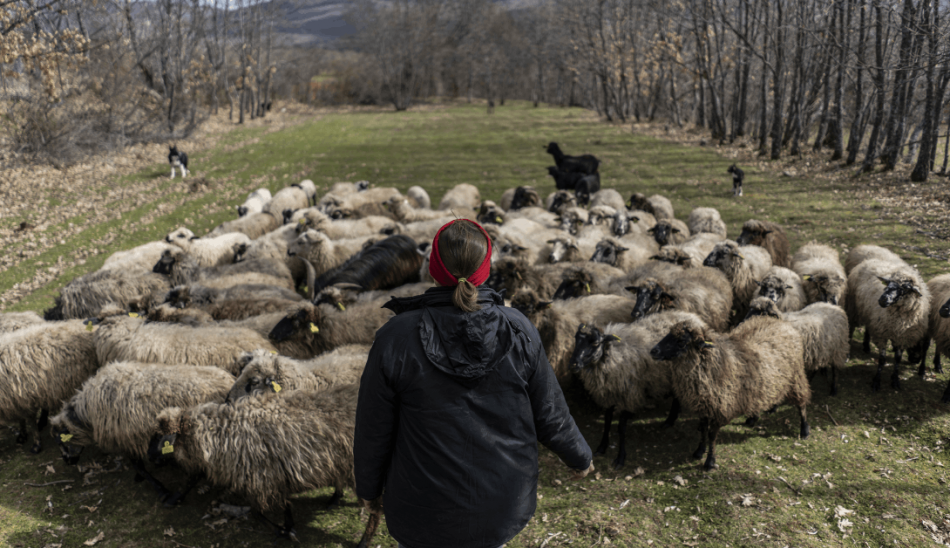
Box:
[477,203,505,226]
[510,186,539,210]
[626,193,653,214]
[484,258,523,294]
[569,324,617,373]
[744,297,781,322]
[164,286,192,309]
[702,243,741,272]
[510,290,549,321]
[591,240,627,267]
[228,361,283,403]
[153,249,180,275]
[269,306,321,343]
[756,276,792,304]
[165,227,194,243]
[549,191,576,214]
[288,230,323,258]
[736,226,771,247]
[628,281,675,321]
[237,205,249,217]
[650,322,711,361]
[148,408,184,466]
[801,274,844,305]
[941,297,950,318]
[553,271,593,300]
[548,237,578,264]
[50,405,88,465]
[574,184,593,207]
[355,180,370,192]
[545,142,561,155]
[647,221,680,247]
[651,248,692,267]
[612,211,630,237]
[876,276,922,308]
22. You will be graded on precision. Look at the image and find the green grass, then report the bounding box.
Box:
[3,101,950,547]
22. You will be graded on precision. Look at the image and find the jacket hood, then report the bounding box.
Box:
[384,286,515,382]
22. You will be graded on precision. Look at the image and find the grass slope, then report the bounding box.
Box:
[2,102,949,547]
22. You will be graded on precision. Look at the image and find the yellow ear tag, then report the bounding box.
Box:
[337,303,346,311]
[272,382,282,393]
[269,350,278,355]
[60,433,73,443]
[495,216,503,223]
[610,335,622,342]
[301,285,308,293]
[162,441,174,455]
[802,275,812,281]
[585,283,591,293]
[704,340,716,347]
[298,218,306,224]
[309,323,319,333]
[128,312,139,318]
[85,322,94,332]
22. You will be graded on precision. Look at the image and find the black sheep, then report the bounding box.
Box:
[546,167,585,190]
[574,175,601,206]
[545,142,600,175]
[728,164,744,197]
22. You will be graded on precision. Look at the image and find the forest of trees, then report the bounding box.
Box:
[1,0,949,182]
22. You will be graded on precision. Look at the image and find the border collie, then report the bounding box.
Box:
[169,146,189,178]
[727,164,744,197]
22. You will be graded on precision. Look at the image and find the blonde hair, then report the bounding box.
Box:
[437,222,489,313]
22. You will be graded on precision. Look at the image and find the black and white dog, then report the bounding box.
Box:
[169,145,189,178]
[727,164,744,197]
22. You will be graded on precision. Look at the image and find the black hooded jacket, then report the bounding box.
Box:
[354,286,592,548]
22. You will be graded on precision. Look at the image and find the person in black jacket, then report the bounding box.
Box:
[354,219,593,548]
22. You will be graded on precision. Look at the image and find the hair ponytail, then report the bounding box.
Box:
[436,222,490,313]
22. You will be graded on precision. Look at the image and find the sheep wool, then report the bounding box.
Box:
[791,242,846,306]
[757,266,808,312]
[227,345,370,402]
[687,207,727,238]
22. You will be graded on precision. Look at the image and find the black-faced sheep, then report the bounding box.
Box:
[590,236,657,272]
[702,240,772,322]
[153,248,294,291]
[546,190,577,214]
[44,268,170,320]
[94,313,276,372]
[653,232,722,268]
[49,361,234,503]
[206,211,281,240]
[558,207,589,235]
[551,263,626,300]
[792,242,847,306]
[509,186,542,210]
[846,258,930,391]
[150,386,382,546]
[612,209,657,238]
[626,268,733,332]
[844,244,902,276]
[647,219,690,247]
[544,142,600,174]
[268,302,393,359]
[736,220,790,268]
[438,183,481,211]
[226,345,369,403]
[0,320,99,453]
[756,266,807,312]
[574,175,602,206]
[745,297,849,396]
[511,289,635,385]
[687,207,727,238]
[237,188,272,217]
[568,311,697,468]
[651,314,810,471]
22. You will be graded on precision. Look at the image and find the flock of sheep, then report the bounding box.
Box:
[2,142,949,542]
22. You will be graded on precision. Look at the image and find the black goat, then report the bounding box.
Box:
[545,142,600,175]
[309,235,423,298]
[547,167,585,190]
[574,174,601,206]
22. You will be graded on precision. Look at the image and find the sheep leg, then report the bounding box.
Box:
[15,419,27,445]
[661,398,681,429]
[703,422,721,472]
[277,502,298,541]
[799,406,810,439]
[691,418,708,461]
[936,351,944,375]
[863,330,871,354]
[163,473,203,507]
[830,365,838,397]
[892,348,903,390]
[612,411,632,470]
[743,415,758,427]
[917,337,932,377]
[594,407,614,456]
[872,346,886,392]
[129,458,171,502]
[326,487,343,510]
[30,409,49,454]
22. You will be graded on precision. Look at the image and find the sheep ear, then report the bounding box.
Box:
[785,284,794,290]
[539,301,553,310]
[647,227,655,233]
[618,246,629,252]
[802,274,812,281]
[701,340,716,349]
[649,255,662,260]
[608,334,622,342]
[876,276,890,285]
[661,292,676,302]
[624,285,640,293]
[754,280,764,287]
[762,230,773,236]
[546,239,558,244]
[910,285,923,296]
[569,243,579,250]
[672,228,681,233]
[631,216,640,223]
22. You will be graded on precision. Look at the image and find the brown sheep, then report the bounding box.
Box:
[735,220,790,268]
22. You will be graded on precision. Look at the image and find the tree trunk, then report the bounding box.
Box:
[911,0,936,181]
[769,0,784,160]
[881,0,917,171]
[862,2,886,172]
[830,0,847,160]
[846,0,867,165]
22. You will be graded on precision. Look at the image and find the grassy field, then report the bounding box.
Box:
[2,101,950,547]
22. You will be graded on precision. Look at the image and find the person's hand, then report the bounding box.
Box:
[361,495,384,514]
[571,461,595,481]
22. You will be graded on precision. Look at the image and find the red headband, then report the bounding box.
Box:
[429,219,492,287]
